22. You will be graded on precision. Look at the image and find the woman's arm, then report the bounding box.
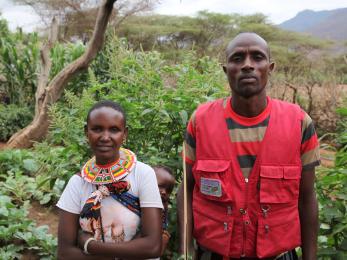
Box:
[80,207,162,259]
[57,209,111,260]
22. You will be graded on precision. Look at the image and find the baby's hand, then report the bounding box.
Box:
[91,185,110,204]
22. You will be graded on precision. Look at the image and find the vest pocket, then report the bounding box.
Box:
[257,213,301,258]
[194,159,233,202]
[193,205,234,256]
[259,166,301,204]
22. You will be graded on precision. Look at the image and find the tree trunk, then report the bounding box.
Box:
[7,0,117,149]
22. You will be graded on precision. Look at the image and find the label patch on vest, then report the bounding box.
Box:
[200,177,222,197]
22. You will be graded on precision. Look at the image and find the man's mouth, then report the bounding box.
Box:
[239,75,257,83]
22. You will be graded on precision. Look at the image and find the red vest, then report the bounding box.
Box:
[192,98,303,258]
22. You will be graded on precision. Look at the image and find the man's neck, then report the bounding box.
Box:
[231,92,267,118]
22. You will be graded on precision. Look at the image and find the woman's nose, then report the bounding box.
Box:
[100,131,111,141]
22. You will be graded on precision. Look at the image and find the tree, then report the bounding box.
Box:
[6,0,117,148]
[10,0,158,40]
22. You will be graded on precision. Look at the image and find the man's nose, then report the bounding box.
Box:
[242,56,254,70]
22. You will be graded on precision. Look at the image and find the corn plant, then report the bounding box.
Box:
[0,20,39,106]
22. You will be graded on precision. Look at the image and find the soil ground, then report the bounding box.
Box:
[28,201,59,237]
[319,148,336,168]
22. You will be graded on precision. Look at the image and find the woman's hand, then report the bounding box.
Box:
[77,230,94,250]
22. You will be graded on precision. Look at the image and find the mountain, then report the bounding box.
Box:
[279,8,347,41]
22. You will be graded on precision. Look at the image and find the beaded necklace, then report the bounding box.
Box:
[81,147,136,184]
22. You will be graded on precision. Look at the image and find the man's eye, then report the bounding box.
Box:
[254,54,265,61]
[231,56,242,62]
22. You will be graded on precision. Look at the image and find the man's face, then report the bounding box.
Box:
[223,34,274,98]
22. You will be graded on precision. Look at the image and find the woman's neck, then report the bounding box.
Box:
[95,155,120,166]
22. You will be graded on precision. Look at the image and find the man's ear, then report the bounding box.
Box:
[269,62,275,74]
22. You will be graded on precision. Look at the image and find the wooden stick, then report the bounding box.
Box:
[182,142,188,260]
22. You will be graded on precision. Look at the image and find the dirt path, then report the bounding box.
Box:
[28,201,59,237]
[320,148,336,168]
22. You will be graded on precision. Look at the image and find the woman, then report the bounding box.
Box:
[57,100,163,259]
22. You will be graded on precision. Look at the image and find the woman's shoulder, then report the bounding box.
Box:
[66,173,94,189]
[134,161,155,175]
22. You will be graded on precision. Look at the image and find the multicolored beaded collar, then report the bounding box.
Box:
[81,148,136,184]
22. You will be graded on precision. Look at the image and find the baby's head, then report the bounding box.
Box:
[153,166,175,205]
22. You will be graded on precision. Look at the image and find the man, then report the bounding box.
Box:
[177,32,319,259]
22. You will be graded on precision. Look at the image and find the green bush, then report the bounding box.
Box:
[0,195,57,259]
[45,36,226,177]
[316,167,347,259]
[0,104,33,141]
[314,106,347,258]
[0,148,57,258]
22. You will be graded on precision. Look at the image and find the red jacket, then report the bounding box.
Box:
[192,98,303,258]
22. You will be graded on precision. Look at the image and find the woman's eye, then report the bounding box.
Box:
[91,127,101,132]
[110,127,119,133]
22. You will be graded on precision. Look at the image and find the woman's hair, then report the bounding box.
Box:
[86,100,127,126]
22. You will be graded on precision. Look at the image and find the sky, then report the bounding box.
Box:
[0,0,346,32]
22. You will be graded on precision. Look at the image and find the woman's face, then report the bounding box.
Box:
[86,107,127,165]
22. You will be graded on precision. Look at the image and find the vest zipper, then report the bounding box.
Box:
[241,177,249,257]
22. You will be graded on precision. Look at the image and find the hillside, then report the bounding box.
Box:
[279,8,347,41]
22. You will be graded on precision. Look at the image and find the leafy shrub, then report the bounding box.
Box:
[0,195,57,259]
[315,106,347,258]
[317,167,347,258]
[0,148,37,174]
[40,36,226,182]
[0,104,33,141]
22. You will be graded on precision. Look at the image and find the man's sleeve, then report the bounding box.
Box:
[184,111,197,165]
[300,111,320,170]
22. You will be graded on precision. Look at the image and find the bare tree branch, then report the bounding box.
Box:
[35,17,58,115]
[7,0,117,148]
[284,81,298,104]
